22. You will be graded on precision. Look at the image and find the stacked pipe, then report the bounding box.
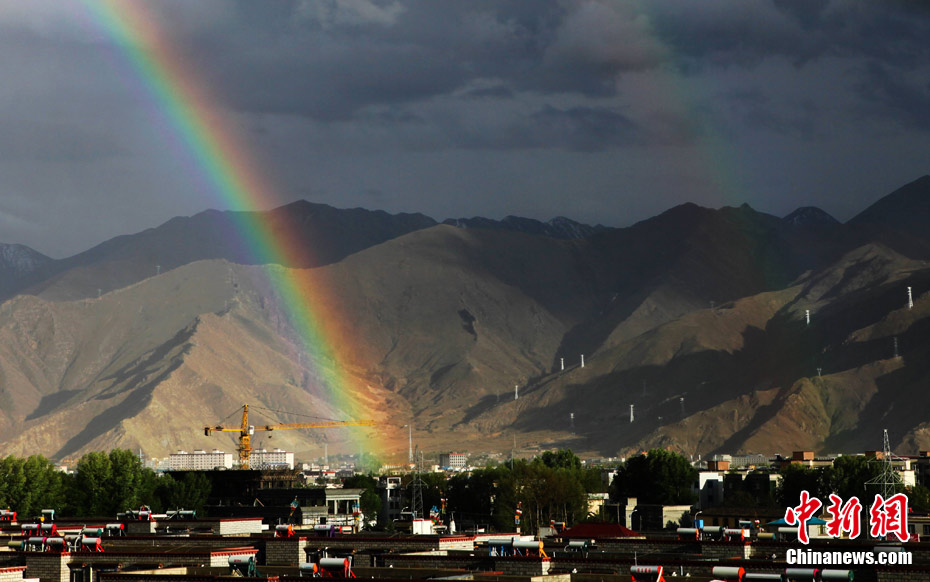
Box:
[44,538,66,553]
[487,537,516,557]
[228,556,256,577]
[275,524,295,538]
[64,534,83,552]
[723,528,750,542]
[25,537,47,552]
[21,524,40,537]
[711,566,745,581]
[702,525,723,541]
[39,523,57,537]
[564,539,590,552]
[317,557,355,578]
[676,527,699,541]
[777,527,799,541]
[819,571,853,581]
[512,539,548,558]
[313,524,335,537]
[0,510,16,522]
[298,563,319,578]
[79,537,104,552]
[630,565,665,582]
[104,523,125,537]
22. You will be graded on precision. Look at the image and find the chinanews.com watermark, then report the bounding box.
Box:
[786,548,913,566]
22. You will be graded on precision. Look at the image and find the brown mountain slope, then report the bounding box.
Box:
[453,243,930,457]
[5,211,930,460]
[1,260,400,459]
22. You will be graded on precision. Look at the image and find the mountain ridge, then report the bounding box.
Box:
[2,176,930,459]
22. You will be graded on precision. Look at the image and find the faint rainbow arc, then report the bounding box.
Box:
[79,1,369,431]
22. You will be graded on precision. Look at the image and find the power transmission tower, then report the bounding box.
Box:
[865,429,903,501]
[411,446,425,519]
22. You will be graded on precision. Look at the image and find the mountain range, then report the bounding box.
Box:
[2,175,930,462]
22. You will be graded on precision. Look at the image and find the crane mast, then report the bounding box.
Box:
[204,404,375,469]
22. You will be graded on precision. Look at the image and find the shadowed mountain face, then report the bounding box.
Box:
[0,243,54,298]
[442,215,609,239]
[17,202,438,301]
[3,176,930,460]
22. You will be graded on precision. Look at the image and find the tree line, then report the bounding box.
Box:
[0,450,210,518]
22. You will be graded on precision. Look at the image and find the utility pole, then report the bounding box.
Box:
[403,424,413,464]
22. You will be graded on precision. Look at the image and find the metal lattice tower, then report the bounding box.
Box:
[411,447,425,519]
[865,429,903,500]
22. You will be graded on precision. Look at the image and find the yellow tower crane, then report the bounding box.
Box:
[204,404,376,469]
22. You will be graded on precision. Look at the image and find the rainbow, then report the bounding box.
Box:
[78,1,375,451]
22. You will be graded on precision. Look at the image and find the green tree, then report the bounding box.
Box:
[610,449,697,505]
[155,472,212,511]
[343,474,380,528]
[447,466,503,529]
[0,456,65,517]
[108,449,148,510]
[826,455,886,501]
[908,484,930,514]
[537,450,582,472]
[69,449,158,516]
[777,464,828,507]
[70,452,113,516]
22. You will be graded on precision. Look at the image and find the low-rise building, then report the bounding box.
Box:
[439,452,467,469]
[249,448,295,469]
[378,476,405,524]
[169,450,233,470]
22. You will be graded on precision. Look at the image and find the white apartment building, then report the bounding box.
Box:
[169,449,233,470]
[439,452,467,469]
[249,448,295,469]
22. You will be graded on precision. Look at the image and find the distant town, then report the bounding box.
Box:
[0,440,925,581]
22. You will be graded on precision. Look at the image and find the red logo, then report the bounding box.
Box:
[784,490,910,544]
[784,490,822,544]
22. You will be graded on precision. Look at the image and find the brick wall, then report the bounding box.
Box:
[383,554,493,571]
[123,522,156,536]
[94,537,259,553]
[23,553,70,582]
[0,567,28,582]
[100,576,276,582]
[265,538,306,566]
[493,557,551,576]
[217,520,264,536]
[700,541,751,559]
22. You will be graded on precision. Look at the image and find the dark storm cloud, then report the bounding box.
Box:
[527,105,640,151]
[448,105,641,152]
[0,120,123,162]
[855,61,930,132]
[1,0,930,257]
[156,0,930,144]
[648,0,930,69]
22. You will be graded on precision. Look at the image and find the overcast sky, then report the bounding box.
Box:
[1,0,929,258]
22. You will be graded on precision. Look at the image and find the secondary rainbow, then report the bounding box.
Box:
[78,1,373,437]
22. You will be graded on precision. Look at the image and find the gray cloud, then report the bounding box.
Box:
[855,61,930,132]
[0,0,929,257]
